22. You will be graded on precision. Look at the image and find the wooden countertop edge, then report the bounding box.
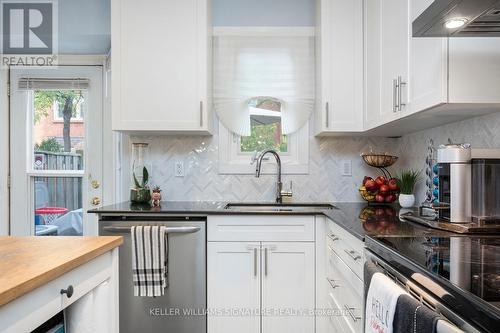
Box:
[0,236,123,307]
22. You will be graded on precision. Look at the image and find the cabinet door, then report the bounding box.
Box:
[261,242,315,333]
[409,0,448,114]
[365,0,409,128]
[316,0,364,133]
[207,242,260,333]
[112,0,211,133]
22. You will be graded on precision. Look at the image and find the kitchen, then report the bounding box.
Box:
[0,0,500,332]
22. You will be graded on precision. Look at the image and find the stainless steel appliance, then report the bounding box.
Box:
[413,0,500,37]
[99,215,206,333]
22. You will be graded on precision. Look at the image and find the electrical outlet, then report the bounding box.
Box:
[174,161,184,177]
[341,160,352,177]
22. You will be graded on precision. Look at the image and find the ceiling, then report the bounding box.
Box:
[58,0,110,54]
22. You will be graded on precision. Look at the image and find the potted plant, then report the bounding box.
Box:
[395,169,421,208]
[130,166,151,204]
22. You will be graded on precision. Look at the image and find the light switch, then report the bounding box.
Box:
[341,160,352,177]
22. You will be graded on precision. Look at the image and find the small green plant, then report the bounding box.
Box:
[396,169,422,194]
[152,185,161,192]
[133,166,149,189]
[34,138,63,152]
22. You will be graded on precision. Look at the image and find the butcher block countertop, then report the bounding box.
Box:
[0,236,123,307]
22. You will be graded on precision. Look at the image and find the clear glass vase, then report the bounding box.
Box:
[130,143,151,204]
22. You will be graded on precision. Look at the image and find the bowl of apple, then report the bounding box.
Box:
[359,176,400,204]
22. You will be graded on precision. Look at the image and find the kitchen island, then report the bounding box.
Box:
[0,236,123,333]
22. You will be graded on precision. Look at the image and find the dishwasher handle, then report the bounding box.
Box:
[101,225,201,234]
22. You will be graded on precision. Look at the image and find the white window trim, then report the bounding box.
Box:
[52,99,84,122]
[218,120,309,175]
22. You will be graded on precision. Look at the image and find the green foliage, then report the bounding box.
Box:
[34,90,83,124]
[396,169,422,194]
[240,123,288,153]
[133,166,149,189]
[34,137,63,152]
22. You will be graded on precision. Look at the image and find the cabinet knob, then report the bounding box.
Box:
[60,285,74,298]
[91,197,101,206]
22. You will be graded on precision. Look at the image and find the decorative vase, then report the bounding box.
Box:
[399,194,415,208]
[151,190,162,207]
[130,188,151,204]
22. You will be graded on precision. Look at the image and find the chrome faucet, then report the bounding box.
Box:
[255,149,293,203]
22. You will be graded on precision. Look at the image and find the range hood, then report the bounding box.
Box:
[413,0,500,37]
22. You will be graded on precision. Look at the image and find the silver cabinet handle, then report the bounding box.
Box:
[253,247,258,277]
[199,101,204,127]
[327,233,339,242]
[344,249,361,261]
[264,247,268,276]
[344,305,361,322]
[393,78,398,112]
[397,76,406,111]
[102,226,201,234]
[326,278,340,289]
[325,102,330,128]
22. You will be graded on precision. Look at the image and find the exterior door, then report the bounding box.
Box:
[10,66,103,236]
[207,242,261,333]
[261,242,315,333]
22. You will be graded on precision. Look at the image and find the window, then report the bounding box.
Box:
[52,97,84,122]
[214,28,315,174]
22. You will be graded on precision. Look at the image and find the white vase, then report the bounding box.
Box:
[399,194,415,208]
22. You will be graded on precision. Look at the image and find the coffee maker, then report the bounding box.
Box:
[437,144,500,224]
[402,143,500,233]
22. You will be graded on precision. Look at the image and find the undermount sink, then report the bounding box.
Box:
[224,202,336,212]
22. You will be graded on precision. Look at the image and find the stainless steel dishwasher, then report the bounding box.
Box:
[99,215,206,333]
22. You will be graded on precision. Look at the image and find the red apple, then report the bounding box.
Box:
[363,176,373,186]
[375,208,385,216]
[375,176,387,187]
[388,178,399,191]
[375,194,385,203]
[385,194,397,203]
[379,184,390,195]
[365,179,379,192]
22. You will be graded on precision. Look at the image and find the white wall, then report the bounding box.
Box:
[0,69,9,235]
[213,0,315,26]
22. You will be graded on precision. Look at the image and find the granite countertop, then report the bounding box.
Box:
[0,236,123,307]
[90,201,454,240]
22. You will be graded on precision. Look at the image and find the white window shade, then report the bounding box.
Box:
[17,78,90,90]
[214,35,315,136]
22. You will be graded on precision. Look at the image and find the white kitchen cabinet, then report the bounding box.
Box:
[261,242,315,333]
[207,216,316,333]
[364,0,410,129]
[111,0,212,134]
[315,0,364,134]
[207,242,261,333]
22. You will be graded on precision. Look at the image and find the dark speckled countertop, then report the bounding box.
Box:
[90,201,453,240]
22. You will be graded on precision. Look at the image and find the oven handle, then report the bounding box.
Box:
[102,226,201,234]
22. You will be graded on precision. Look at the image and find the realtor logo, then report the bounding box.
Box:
[1,0,58,66]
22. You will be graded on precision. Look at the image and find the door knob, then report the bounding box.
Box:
[91,179,100,189]
[91,197,101,206]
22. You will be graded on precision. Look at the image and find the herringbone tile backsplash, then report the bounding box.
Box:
[130,112,500,203]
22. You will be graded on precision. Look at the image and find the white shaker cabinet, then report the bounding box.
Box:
[364,0,410,129]
[315,0,364,134]
[111,0,212,134]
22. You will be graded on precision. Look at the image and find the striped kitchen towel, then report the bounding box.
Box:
[131,225,169,297]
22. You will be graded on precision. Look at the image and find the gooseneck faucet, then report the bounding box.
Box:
[255,149,292,203]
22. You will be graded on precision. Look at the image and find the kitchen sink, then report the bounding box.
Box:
[224,202,336,212]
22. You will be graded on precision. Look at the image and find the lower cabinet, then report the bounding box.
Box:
[207,241,315,333]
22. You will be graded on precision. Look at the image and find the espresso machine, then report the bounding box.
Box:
[402,143,500,233]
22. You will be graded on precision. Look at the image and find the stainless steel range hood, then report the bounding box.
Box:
[413,0,500,37]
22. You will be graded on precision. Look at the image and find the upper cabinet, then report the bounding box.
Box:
[315,0,364,135]
[111,0,212,134]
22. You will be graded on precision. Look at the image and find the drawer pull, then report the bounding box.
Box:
[344,249,361,261]
[326,278,340,289]
[60,285,74,298]
[327,233,339,242]
[344,305,361,322]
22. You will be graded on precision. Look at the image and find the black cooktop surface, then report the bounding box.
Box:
[367,235,500,332]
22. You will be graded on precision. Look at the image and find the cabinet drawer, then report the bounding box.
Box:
[1,251,113,333]
[208,215,315,241]
[326,219,364,279]
[326,245,364,333]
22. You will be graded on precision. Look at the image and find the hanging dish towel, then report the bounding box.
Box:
[131,225,169,297]
[365,272,408,333]
[393,294,440,333]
